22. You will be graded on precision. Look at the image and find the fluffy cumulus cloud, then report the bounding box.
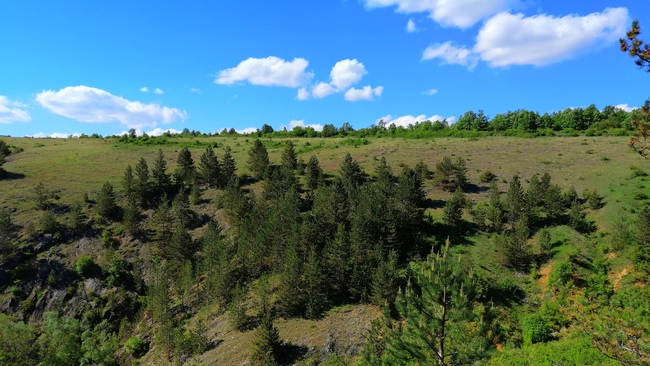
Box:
[377,113,453,128]
[139,87,149,92]
[311,82,338,99]
[287,119,324,132]
[0,96,31,123]
[329,59,367,90]
[365,0,513,28]
[35,86,186,129]
[614,104,636,112]
[236,127,258,134]
[215,56,313,87]
[344,86,384,101]
[422,88,438,95]
[302,59,382,101]
[422,42,478,69]
[154,88,164,95]
[474,8,629,67]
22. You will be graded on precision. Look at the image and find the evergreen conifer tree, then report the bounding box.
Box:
[96,181,119,220]
[304,247,328,319]
[134,157,150,208]
[198,146,221,188]
[305,155,323,190]
[250,284,281,366]
[219,146,237,188]
[248,139,270,180]
[443,188,466,228]
[151,149,171,198]
[281,140,298,170]
[175,147,196,188]
[122,164,135,201]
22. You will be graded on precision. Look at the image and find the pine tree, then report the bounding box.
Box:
[370,251,399,306]
[219,146,237,188]
[304,247,328,319]
[134,157,150,208]
[382,240,492,365]
[248,139,270,180]
[0,209,17,261]
[499,218,532,270]
[486,180,504,232]
[250,284,281,366]
[544,183,565,222]
[198,146,221,188]
[151,149,171,198]
[635,205,650,246]
[505,174,526,226]
[305,155,323,190]
[32,181,51,210]
[69,202,86,236]
[339,153,364,191]
[324,224,351,299]
[96,181,119,220]
[122,164,135,201]
[281,140,298,170]
[538,228,552,258]
[175,147,196,188]
[122,201,141,236]
[276,242,304,317]
[443,188,466,228]
[433,156,467,192]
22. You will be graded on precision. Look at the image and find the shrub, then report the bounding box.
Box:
[75,256,96,278]
[124,336,148,358]
[522,313,552,346]
[479,170,497,183]
[549,260,573,287]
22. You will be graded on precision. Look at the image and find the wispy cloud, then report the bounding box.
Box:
[422,88,438,95]
[0,96,31,123]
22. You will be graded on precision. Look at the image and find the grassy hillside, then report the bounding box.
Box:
[0,134,648,365]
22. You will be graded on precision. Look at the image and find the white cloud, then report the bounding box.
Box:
[154,88,164,95]
[29,132,81,138]
[344,86,384,101]
[35,86,186,129]
[474,8,629,67]
[422,42,478,70]
[215,56,313,87]
[140,87,149,92]
[146,128,182,136]
[190,87,201,94]
[423,88,438,95]
[312,82,338,99]
[330,59,367,90]
[296,88,309,101]
[235,127,258,134]
[377,113,452,128]
[365,0,514,28]
[406,18,418,32]
[614,104,636,112]
[287,119,324,132]
[0,96,31,123]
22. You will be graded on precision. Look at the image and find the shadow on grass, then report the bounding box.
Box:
[464,183,490,194]
[0,171,26,180]
[277,343,309,365]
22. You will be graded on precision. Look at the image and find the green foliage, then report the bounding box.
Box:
[549,260,573,287]
[69,202,86,235]
[0,314,39,366]
[38,312,82,366]
[305,155,323,189]
[377,240,493,365]
[124,336,148,358]
[134,156,150,207]
[522,314,552,346]
[40,210,60,235]
[281,140,298,170]
[250,284,282,366]
[96,181,119,220]
[443,188,466,227]
[248,139,270,180]
[75,256,96,278]
[433,156,468,192]
[0,209,17,261]
[219,145,238,188]
[151,148,172,197]
[480,170,497,183]
[175,146,196,188]
[32,181,52,210]
[198,145,221,188]
[499,219,532,270]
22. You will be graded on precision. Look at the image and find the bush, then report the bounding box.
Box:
[548,260,573,287]
[75,256,96,278]
[522,313,552,346]
[479,170,497,183]
[124,336,148,358]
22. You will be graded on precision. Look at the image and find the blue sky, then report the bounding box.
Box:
[1,0,649,137]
